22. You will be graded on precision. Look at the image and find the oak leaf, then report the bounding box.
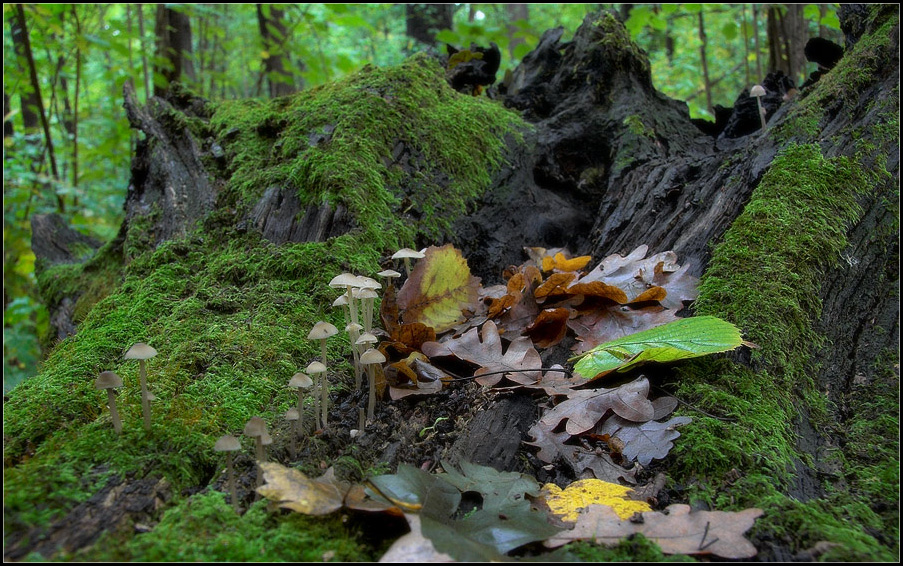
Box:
[539,376,656,435]
[256,463,398,515]
[598,415,693,466]
[544,503,764,560]
[568,303,680,355]
[421,320,543,387]
[524,420,638,484]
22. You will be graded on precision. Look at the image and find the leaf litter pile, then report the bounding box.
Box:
[252,244,760,560]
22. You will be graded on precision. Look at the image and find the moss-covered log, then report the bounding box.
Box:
[4,5,897,562]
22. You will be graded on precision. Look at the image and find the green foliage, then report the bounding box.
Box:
[571,316,744,379]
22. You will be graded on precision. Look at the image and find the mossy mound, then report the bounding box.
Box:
[3,53,526,560]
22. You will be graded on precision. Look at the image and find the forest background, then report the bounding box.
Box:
[3,3,843,394]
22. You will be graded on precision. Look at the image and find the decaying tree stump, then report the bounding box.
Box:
[18,4,898,561]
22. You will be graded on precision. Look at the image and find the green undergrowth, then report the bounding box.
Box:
[4,52,526,560]
[70,492,378,562]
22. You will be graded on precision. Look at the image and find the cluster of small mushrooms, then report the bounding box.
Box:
[211,247,425,512]
[94,342,158,434]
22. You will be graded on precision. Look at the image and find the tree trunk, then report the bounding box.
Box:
[767,4,808,85]
[154,4,195,96]
[9,6,40,132]
[7,5,898,562]
[256,4,297,97]
[405,4,454,47]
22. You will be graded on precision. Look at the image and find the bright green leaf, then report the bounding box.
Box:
[570,316,745,380]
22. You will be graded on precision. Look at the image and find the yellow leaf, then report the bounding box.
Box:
[257,462,346,515]
[396,245,481,333]
[542,252,592,272]
[542,479,651,522]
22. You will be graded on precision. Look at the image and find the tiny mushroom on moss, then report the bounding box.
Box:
[95,371,123,434]
[392,248,425,276]
[332,294,350,328]
[288,372,313,434]
[214,434,241,512]
[346,321,364,388]
[377,269,401,291]
[356,287,380,333]
[243,416,268,486]
[329,273,364,327]
[360,347,387,421]
[124,342,157,431]
[308,321,339,367]
[750,84,767,130]
[306,361,329,428]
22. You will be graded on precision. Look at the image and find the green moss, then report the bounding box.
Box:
[558,536,696,562]
[209,52,526,248]
[73,492,375,562]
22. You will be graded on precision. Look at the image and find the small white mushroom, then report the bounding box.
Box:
[213,434,241,512]
[750,84,767,131]
[360,348,387,421]
[284,408,300,456]
[306,361,329,428]
[392,248,425,277]
[243,416,268,487]
[288,372,313,434]
[95,371,123,434]
[124,342,157,431]
[329,273,365,327]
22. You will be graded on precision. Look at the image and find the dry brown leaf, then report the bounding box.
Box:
[539,377,656,435]
[422,320,543,387]
[568,304,680,355]
[524,420,638,484]
[598,415,693,466]
[544,503,763,560]
[523,308,571,348]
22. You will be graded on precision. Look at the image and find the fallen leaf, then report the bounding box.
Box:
[571,316,745,380]
[524,421,638,484]
[544,503,764,560]
[257,463,397,515]
[541,479,651,522]
[598,415,693,466]
[422,320,543,387]
[395,244,481,333]
[568,303,680,354]
[539,377,656,435]
[523,308,571,348]
[379,514,456,563]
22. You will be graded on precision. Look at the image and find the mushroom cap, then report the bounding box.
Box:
[289,372,313,388]
[332,295,349,307]
[260,432,273,446]
[360,348,387,365]
[749,84,766,97]
[214,434,241,452]
[355,332,378,345]
[284,408,300,420]
[124,342,158,360]
[243,416,267,437]
[377,269,401,278]
[345,322,363,333]
[329,273,363,289]
[356,288,379,300]
[357,276,381,290]
[95,371,123,389]
[392,248,425,259]
[306,361,327,374]
[308,321,339,340]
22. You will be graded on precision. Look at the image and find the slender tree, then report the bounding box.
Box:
[14,4,63,212]
[256,4,297,97]
[505,4,529,60]
[698,9,713,114]
[154,4,195,95]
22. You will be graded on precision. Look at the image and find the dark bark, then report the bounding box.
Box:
[9,7,40,132]
[405,4,454,47]
[256,4,297,97]
[154,5,195,96]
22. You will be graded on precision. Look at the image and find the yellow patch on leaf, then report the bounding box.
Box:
[542,479,651,522]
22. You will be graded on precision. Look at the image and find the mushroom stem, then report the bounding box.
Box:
[321,370,328,428]
[255,437,265,486]
[297,389,305,435]
[107,390,122,434]
[756,98,766,130]
[138,359,152,430]
[226,453,238,512]
[367,364,376,421]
